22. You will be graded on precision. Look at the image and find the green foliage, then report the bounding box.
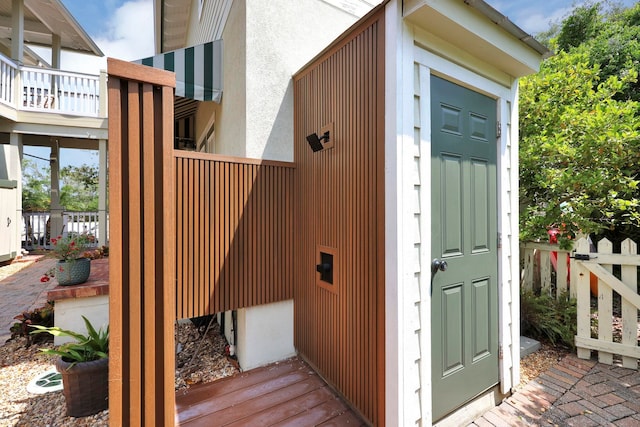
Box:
[60,164,99,211]
[554,2,640,101]
[49,233,94,261]
[31,316,109,366]
[520,290,577,348]
[557,3,602,51]
[21,158,50,211]
[21,158,99,212]
[10,301,55,344]
[519,48,640,247]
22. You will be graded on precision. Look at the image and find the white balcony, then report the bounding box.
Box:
[0,52,104,119]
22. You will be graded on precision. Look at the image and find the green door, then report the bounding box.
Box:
[430,75,499,421]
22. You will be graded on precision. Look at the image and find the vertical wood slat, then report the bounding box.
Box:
[597,238,613,365]
[127,79,142,423]
[160,84,177,426]
[620,239,638,369]
[141,83,156,425]
[107,71,124,426]
[293,10,385,426]
[173,152,295,318]
[620,238,638,369]
[107,58,176,427]
[573,238,592,360]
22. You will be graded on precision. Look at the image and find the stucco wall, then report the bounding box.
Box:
[183,0,375,159]
[244,0,367,161]
[236,300,295,370]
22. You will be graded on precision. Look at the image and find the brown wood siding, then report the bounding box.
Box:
[293,10,385,426]
[174,151,296,318]
[107,58,177,426]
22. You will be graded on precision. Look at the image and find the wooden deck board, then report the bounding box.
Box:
[176,357,367,426]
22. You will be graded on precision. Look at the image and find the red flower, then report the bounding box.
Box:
[40,276,50,282]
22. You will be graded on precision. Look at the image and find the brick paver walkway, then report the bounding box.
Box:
[0,256,58,343]
[472,354,640,426]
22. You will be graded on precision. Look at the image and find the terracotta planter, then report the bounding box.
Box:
[56,357,108,417]
[56,258,91,286]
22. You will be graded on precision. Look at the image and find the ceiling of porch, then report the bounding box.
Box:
[0,0,103,63]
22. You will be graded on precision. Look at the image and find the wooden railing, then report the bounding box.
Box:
[521,238,640,369]
[22,211,106,249]
[0,52,103,117]
[21,66,101,116]
[174,151,295,319]
[0,54,15,106]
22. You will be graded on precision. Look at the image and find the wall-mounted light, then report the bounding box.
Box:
[306,131,330,152]
[306,123,335,153]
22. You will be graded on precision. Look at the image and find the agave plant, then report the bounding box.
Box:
[31,316,109,367]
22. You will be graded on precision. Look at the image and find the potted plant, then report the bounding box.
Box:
[41,233,94,286]
[31,316,109,417]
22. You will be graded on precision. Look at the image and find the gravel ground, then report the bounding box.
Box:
[518,341,570,387]
[0,321,238,427]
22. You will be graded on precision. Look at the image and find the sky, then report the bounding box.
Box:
[486,0,638,35]
[22,0,639,169]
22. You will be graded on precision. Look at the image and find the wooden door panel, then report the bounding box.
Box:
[442,154,463,256]
[431,75,499,421]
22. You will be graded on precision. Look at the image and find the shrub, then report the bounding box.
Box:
[10,301,55,345]
[520,290,577,349]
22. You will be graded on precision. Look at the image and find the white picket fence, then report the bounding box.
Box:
[521,238,640,369]
[22,211,106,250]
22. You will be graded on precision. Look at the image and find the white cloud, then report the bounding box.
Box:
[57,0,154,75]
[94,0,155,61]
[516,6,573,34]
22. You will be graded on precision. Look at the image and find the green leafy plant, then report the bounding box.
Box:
[10,301,55,345]
[30,316,109,366]
[520,290,577,349]
[520,2,640,248]
[48,233,94,261]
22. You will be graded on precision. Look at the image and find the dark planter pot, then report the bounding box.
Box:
[56,258,91,286]
[56,357,108,417]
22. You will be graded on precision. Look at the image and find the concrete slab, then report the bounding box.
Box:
[520,336,541,358]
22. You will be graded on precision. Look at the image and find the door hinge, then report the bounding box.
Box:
[497,232,502,249]
[496,121,501,139]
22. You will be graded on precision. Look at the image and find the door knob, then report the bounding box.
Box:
[431,258,448,275]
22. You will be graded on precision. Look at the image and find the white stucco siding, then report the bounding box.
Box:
[214,0,247,157]
[182,0,378,160]
[244,0,377,161]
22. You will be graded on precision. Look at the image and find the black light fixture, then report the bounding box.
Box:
[306,130,330,152]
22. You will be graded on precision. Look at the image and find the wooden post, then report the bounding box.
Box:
[573,237,591,360]
[598,238,613,365]
[107,58,176,426]
[620,238,637,369]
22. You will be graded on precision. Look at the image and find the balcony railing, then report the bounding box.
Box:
[0,52,103,117]
[22,211,108,250]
